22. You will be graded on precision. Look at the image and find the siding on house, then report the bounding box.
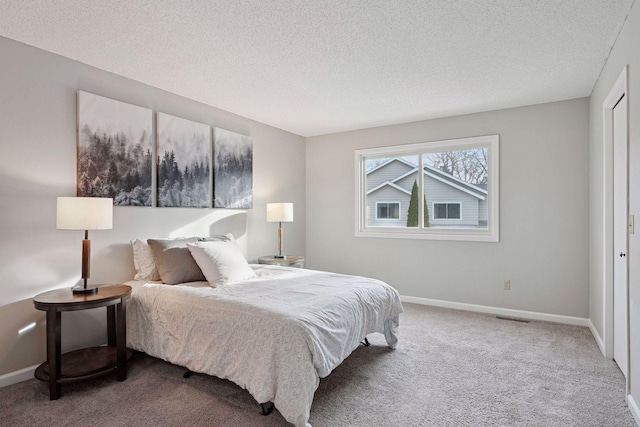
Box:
[366,185,410,227]
[394,171,482,226]
[366,159,414,190]
[424,173,482,227]
[478,198,488,226]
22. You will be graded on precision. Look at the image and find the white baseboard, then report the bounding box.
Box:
[0,364,38,388]
[588,319,606,357]
[400,295,589,326]
[628,394,640,426]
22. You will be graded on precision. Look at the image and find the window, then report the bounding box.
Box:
[376,202,400,219]
[354,135,499,242]
[433,203,461,219]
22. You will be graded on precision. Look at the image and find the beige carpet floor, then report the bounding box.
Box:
[0,303,635,426]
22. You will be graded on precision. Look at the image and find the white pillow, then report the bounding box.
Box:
[131,239,161,281]
[187,238,256,287]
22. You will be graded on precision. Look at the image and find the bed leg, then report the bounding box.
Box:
[183,370,193,378]
[260,402,274,416]
[361,337,370,347]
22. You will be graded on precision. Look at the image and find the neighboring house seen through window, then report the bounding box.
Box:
[355,135,499,242]
[377,202,400,219]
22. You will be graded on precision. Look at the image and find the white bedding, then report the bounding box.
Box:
[126,265,403,427]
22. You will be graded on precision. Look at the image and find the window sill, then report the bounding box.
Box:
[355,227,499,242]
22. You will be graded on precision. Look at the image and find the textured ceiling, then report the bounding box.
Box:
[0,1,634,136]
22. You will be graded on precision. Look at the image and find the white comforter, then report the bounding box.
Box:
[126,265,403,427]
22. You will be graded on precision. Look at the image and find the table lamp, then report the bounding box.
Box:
[266,203,293,259]
[56,197,113,294]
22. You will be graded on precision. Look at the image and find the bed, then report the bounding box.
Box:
[125,238,403,427]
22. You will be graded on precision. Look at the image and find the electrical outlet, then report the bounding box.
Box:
[503,280,511,290]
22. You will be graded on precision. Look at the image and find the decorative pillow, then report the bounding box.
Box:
[187,238,256,287]
[131,239,161,281]
[147,238,206,285]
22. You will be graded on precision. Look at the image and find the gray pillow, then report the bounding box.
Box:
[146,238,204,284]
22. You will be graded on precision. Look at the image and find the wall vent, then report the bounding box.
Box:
[496,316,530,323]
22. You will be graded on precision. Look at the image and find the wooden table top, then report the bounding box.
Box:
[33,284,131,308]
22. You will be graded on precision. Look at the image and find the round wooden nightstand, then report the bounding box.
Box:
[33,284,132,400]
[258,255,305,268]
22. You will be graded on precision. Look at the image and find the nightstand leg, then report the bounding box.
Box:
[116,298,127,381]
[46,309,61,400]
[106,305,116,346]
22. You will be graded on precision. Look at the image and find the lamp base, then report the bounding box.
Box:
[72,285,99,295]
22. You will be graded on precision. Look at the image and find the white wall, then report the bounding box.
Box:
[589,0,640,416]
[0,36,306,376]
[307,98,589,318]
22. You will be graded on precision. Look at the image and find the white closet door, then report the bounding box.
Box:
[613,94,628,378]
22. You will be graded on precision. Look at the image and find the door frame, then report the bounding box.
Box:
[602,65,629,392]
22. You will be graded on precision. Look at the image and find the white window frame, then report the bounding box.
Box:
[375,202,401,220]
[355,134,499,242]
[432,202,462,220]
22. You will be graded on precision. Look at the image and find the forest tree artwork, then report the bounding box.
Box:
[157,113,211,208]
[213,128,253,208]
[77,91,153,206]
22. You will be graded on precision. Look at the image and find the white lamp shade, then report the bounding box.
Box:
[267,203,293,222]
[56,197,113,230]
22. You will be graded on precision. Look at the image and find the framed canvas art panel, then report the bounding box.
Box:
[157,113,211,208]
[213,128,253,209]
[77,91,153,206]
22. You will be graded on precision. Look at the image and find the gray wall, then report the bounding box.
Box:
[307,98,589,317]
[0,37,306,375]
[589,0,640,411]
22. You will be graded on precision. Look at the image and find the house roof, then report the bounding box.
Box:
[366,157,416,175]
[366,181,412,196]
[367,157,487,200]
[423,167,487,200]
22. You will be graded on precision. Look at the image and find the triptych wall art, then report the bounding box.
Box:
[77,91,153,206]
[214,128,253,209]
[157,112,211,208]
[77,91,253,209]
